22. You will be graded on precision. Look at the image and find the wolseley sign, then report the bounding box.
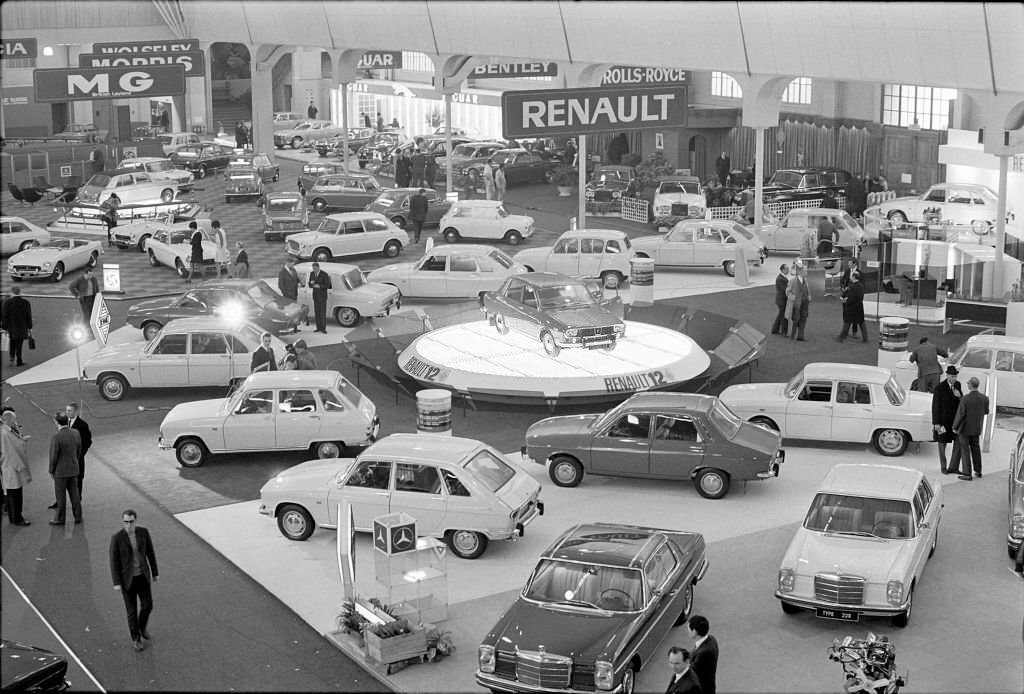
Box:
[79,50,205,77]
[92,39,200,53]
[33,65,187,102]
[501,85,687,138]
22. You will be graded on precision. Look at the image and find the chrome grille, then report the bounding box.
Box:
[814,573,864,605]
[578,326,616,338]
[12,265,41,272]
[495,649,516,678]
[515,649,572,689]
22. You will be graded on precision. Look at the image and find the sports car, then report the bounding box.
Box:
[7,237,102,282]
[367,244,527,299]
[145,227,229,277]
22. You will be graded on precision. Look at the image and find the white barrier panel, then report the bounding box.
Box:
[866,190,897,207]
[708,196,848,221]
[621,196,650,224]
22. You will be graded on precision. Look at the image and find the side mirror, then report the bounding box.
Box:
[919,521,930,529]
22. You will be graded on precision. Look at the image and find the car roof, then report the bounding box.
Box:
[658,175,701,183]
[801,362,892,383]
[267,191,302,199]
[420,244,497,255]
[964,334,1024,348]
[323,211,388,222]
[544,523,668,569]
[622,392,717,412]
[362,433,484,462]
[558,228,628,239]
[244,370,344,388]
[819,464,922,500]
[121,157,169,164]
[194,278,266,290]
[775,167,850,174]
[160,316,260,332]
[98,168,146,177]
[451,199,504,208]
[294,261,357,275]
[786,208,849,217]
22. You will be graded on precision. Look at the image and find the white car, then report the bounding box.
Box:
[870,182,1014,229]
[158,131,201,156]
[720,363,933,456]
[158,370,379,467]
[632,219,766,277]
[75,169,179,206]
[117,156,194,191]
[274,120,344,150]
[367,244,528,299]
[513,229,634,289]
[652,176,707,226]
[84,317,289,401]
[285,212,409,262]
[112,215,213,252]
[258,433,544,559]
[8,237,102,282]
[776,463,942,627]
[145,227,229,277]
[437,200,535,246]
[293,262,400,327]
[1,216,50,256]
[761,208,869,253]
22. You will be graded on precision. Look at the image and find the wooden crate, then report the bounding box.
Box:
[364,628,427,665]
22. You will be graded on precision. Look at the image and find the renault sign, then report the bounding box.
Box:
[79,50,205,77]
[33,65,187,102]
[501,85,687,138]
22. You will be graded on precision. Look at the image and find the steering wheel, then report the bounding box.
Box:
[598,588,635,610]
[872,521,901,538]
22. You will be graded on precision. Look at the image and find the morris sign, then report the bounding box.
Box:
[79,50,205,77]
[501,85,687,138]
[33,65,187,102]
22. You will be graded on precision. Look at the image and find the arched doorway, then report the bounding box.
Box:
[688,135,708,180]
[210,42,252,132]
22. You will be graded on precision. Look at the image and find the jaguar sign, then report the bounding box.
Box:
[33,65,187,102]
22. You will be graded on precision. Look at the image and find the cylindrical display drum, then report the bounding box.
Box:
[629,257,655,306]
[877,316,910,369]
[416,389,452,436]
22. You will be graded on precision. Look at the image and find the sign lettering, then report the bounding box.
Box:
[33,65,187,102]
[604,370,668,393]
[403,355,442,381]
[93,39,200,53]
[79,51,205,77]
[502,86,687,138]
[357,51,403,69]
[0,38,37,59]
[471,62,557,78]
[602,66,689,86]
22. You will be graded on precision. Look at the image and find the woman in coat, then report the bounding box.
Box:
[1,408,32,525]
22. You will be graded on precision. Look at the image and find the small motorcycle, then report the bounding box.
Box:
[828,632,907,694]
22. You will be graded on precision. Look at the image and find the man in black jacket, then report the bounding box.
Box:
[666,646,703,693]
[409,188,429,244]
[110,509,159,651]
[931,365,963,474]
[308,262,332,333]
[1,286,32,367]
[688,615,718,694]
[250,333,277,373]
[835,271,867,342]
[770,264,789,335]
[954,376,990,480]
[65,402,92,497]
[277,259,299,302]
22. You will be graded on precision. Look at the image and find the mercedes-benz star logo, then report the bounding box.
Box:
[392,527,414,550]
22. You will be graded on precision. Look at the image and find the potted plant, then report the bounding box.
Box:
[551,165,577,197]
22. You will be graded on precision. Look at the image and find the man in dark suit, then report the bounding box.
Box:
[666,646,703,693]
[770,264,789,335]
[714,151,730,185]
[48,412,81,525]
[953,376,990,480]
[688,615,718,694]
[250,332,277,373]
[308,262,332,333]
[786,265,811,341]
[931,365,963,474]
[409,188,429,244]
[277,259,299,302]
[110,508,159,652]
[1,286,32,367]
[65,402,91,497]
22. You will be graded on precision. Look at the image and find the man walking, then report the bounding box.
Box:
[687,615,718,694]
[714,151,730,185]
[48,412,81,526]
[1,286,32,367]
[250,333,277,373]
[70,267,100,324]
[786,265,811,341]
[409,188,429,244]
[953,376,990,481]
[666,646,703,693]
[308,262,332,333]
[65,403,91,498]
[110,509,159,652]
[277,258,299,302]
[909,336,948,393]
[932,365,963,474]
[770,264,789,336]
[835,271,867,342]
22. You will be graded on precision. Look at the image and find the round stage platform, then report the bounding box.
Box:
[397,320,711,403]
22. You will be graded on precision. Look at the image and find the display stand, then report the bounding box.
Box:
[374,536,448,624]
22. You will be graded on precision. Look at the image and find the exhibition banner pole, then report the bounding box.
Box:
[578,134,587,231]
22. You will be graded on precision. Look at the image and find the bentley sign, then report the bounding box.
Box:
[501,85,687,138]
[33,65,187,102]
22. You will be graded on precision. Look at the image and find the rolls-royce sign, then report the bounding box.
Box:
[33,65,187,102]
[79,51,205,77]
[501,85,687,138]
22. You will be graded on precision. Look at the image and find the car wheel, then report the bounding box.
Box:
[929,527,938,558]
[138,234,152,252]
[196,164,207,180]
[872,428,909,456]
[549,455,583,487]
[620,667,635,694]
[750,416,779,432]
[175,437,208,467]
[494,312,510,335]
[291,137,302,150]
[160,188,174,203]
[780,600,801,615]
[543,169,556,184]
[277,504,315,541]
[892,586,913,627]
[443,227,460,244]
[50,262,65,282]
[601,271,622,289]
[174,257,186,277]
[887,210,908,224]
[540,330,560,357]
[390,216,407,229]
[141,321,163,341]
[86,251,98,268]
[673,584,694,625]
[335,307,360,327]
[18,240,39,252]
[446,530,488,559]
[382,240,402,258]
[504,230,522,246]
[312,247,332,263]
[722,259,736,277]
[315,441,343,458]
[98,373,128,401]
[312,198,328,213]
[695,468,731,499]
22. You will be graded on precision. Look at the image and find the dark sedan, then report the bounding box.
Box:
[585,165,636,209]
[305,173,384,213]
[735,167,851,205]
[477,522,708,694]
[1,639,70,692]
[297,161,348,193]
[127,279,308,340]
[523,392,784,499]
[170,143,235,180]
[356,131,406,168]
[365,187,451,229]
[462,148,555,189]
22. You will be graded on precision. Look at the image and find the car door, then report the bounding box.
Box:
[275,389,323,449]
[496,277,529,333]
[642,543,684,656]
[955,345,993,393]
[577,237,605,278]
[590,412,652,476]
[473,205,502,239]
[909,481,936,579]
[445,253,483,297]
[328,459,392,530]
[408,253,449,297]
[226,333,253,379]
[187,331,233,385]
[659,225,695,266]
[693,226,728,267]
[942,187,976,225]
[648,414,706,478]
[362,216,394,255]
[390,462,447,535]
[775,214,806,251]
[547,236,580,275]
[832,381,874,442]
[994,349,1024,406]
[784,379,834,440]
[222,389,277,450]
[137,333,189,386]
[425,190,447,225]
[336,218,369,256]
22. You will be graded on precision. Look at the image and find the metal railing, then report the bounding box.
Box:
[708,196,849,221]
[620,196,649,224]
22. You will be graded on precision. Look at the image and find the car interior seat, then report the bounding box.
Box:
[872,511,909,538]
[819,505,863,532]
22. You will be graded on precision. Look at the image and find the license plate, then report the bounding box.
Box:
[816,607,859,622]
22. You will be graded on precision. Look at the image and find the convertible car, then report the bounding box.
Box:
[7,237,102,282]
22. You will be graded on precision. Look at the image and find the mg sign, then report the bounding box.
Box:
[79,51,205,78]
[501,85,687,139]
[33,65,186,102]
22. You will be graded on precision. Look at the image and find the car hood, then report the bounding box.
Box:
[547,306,622,328]
[266,211,305,222]
[719,382,787,406]
[506,214,534,227]
[162,398,229,426]
[1,640,67,690]
[367,263,414,281]
[128,296,178,317]
[263,457,357,494]
[731,421,783,456]
[350,281,401,303]
[83,341,147,371]
[654,192,704,206]
[484,599,638,662]
[526,414,600,444]
[286,231,324,245]
[8,247,62,263]
[788,529,910,583]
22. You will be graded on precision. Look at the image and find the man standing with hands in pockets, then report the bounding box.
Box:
[110,509,159,652]
[308,262,332,333]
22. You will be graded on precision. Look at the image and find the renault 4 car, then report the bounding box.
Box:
[513,229,633,289]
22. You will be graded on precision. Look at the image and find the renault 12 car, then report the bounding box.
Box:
[481,272,625,357]
[759,208,870,253]
[1008,430,1024,559]
[367,244,528,299]
[652,175,707,226]
[305,172,384,213]
[117,156,195,191]
[144,226,229,277]
[633,219,767,277]
[75,169,178,206]
[1,216,50,256]
[438,200,535,246]
[83,317,290,401]
[262,192,309,240]
[870,182,1013,229]
[159,370,378,467]
[477,522,708,694]
[170,143,235,179]
[7,237,102,282]
[776,463,942,627]
[513,229,633,289]
[365,187,451,230]
[523,392,784,499]
[223,163,265,202]
[127,279,308,340]
[258,433,543,559]
[720,363,933,456]
[293,261,400,327]
[285,212,408,261]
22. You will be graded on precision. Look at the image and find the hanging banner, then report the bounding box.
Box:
[79,50,205,78]
[501,85,687,138]
[33,65,187,102]
[471,62,557,78]
[92,39,200,53]
[357,51,403,69]
[1,38,37,59]
[601,66,689,86]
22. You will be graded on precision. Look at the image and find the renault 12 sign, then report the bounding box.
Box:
[33,65,187,102]
[501,85,687,138]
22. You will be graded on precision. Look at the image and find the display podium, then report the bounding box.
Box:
[373,513,448,624]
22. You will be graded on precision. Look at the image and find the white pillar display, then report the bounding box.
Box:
[630,257,655,306]
[445,93,453,195]
[754,126,765,236]
[993,153,1009,296]
[340,83,350,170]
[578,135,587,231]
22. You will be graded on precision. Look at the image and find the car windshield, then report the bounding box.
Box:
[804,493,915,539]
[708,400,742,438]
[268,197,301,212]
[658,181,700,195]
[769,171,802,188]
[496,205,510,218]
[341,268,365,290]
[335,376,363,408]
[245,281,280,308]
[175,147,199,157]
[947,341,969,365]
[158,135,173,144]
[86,174,111,188]
[488,249,515,269]
[884,377,906,405]
[463,449,515,492]
[373,193,398,206]
[43,239,73,250]
[537,283,596,310]
[452,144,482,158]
[840,212,859,229]
[597,169,631,182]
[524,559,643,612]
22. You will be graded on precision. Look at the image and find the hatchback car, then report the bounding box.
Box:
[293,261,400,327]
[632,219,767,276]
[438,200,535,246]
[365,187,451,230]
[367,244,527,299]
[258,433,543,559]
[872,182,1013,229]
[513,229,633,289]
[285,212,408,261]
[777,463,942,627]
[305,173,384,213]
[75,169,178,206]
[170,143,235,179]
[117,156,195,191]
[159,370,378,467]
[720,363,933,456]
[158,131,201,155]
[1,216,50,256]
[262,193,308,240]
[228,151,279,183]
[223,164,265,202]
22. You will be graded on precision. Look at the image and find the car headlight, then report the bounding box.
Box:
[42,262,52,270]
[778,568,795,592]
[612,191,621,198]
[594,660,614,690]
[478,645,495,673]
[564,328,578,337]
[886,579,904,606]
[612,324,625,334]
